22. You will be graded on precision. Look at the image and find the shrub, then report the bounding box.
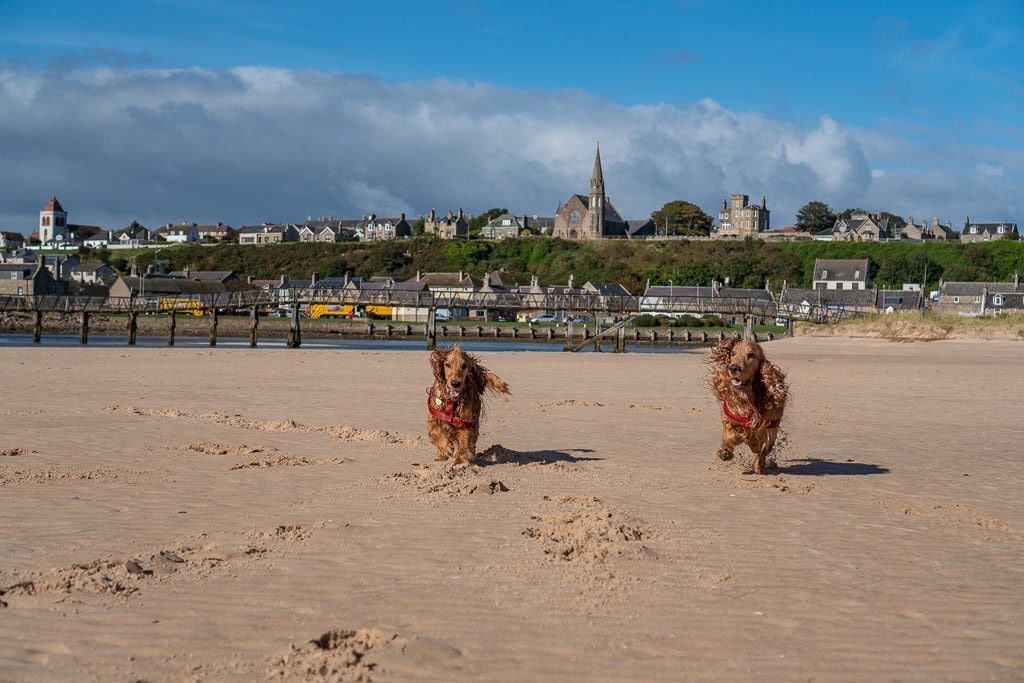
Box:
[672,315,702,327]
[633,314,661,327]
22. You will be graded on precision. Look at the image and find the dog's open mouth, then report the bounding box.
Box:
[730,378,748,387]
[445,386,461,399]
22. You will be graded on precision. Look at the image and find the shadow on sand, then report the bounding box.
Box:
[780,458,890,476]
[475,446,602,467]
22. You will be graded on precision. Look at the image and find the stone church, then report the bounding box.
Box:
[552,146,627,239]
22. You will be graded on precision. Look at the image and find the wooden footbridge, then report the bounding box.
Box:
[0,287,863,350]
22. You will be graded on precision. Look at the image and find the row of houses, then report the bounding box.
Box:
[4,251,1020,320]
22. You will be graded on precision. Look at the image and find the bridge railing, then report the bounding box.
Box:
[0,288,869,323]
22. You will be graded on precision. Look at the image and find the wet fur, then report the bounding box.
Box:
[427,345,510,465]
[705,336,789,474]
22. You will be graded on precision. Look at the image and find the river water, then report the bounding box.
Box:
[0,333,703,354]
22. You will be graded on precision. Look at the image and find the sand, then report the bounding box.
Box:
[1,337,1022,682]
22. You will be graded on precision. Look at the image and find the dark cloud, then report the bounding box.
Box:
[0,64,1019,234]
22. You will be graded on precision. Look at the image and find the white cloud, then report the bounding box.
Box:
[0,64,1020,234]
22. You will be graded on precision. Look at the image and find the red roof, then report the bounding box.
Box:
[43,196,65,213]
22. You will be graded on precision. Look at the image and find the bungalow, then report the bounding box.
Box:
[156,222,200,244]
[83,230,116,248]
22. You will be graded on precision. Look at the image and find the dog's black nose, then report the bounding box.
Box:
[728,364,740,375]
[450,379,461,388]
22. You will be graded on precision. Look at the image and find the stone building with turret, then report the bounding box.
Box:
[552,145,627,239]
[423,208,469,239]
[716,194,770,238]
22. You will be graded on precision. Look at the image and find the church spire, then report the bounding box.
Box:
[587,144,605,238]
[590,143,604,195]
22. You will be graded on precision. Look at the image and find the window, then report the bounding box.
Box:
[994,295,1004,306]
[852,283,859,290]
[998,225,1006,234]
[569,211,580,225]
[953,296,960,304]
[836,282,844,290]
[42,216,50,226]
[970,226,978,234]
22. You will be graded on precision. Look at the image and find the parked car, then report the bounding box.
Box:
[530,314,558,324]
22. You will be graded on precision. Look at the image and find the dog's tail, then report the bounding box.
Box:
[484,372,510,397]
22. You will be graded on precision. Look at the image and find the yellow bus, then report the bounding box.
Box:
[158,297,205,316]
[303,304,393,319]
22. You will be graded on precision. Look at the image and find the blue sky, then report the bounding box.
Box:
[1,0,1021,234]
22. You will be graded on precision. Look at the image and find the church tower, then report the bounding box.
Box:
[587,144,605,238]
[39,196,68,245]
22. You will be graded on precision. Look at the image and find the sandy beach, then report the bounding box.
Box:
[1,337,1022,682]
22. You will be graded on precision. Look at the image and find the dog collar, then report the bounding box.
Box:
[722,399,780,429]
[427,387,475,428]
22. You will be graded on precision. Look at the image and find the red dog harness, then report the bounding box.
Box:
[722,399,780,429]
[427,387,476,428]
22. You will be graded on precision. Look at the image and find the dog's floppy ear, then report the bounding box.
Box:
[430,347,447,384]
[707,334,740,367]
[757,356,789,408]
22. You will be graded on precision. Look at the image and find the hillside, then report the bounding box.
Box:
[111,237,1024,292]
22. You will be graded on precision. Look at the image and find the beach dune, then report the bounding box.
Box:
[1,338,1021,681]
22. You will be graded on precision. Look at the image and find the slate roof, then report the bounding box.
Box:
[813,258,870,282]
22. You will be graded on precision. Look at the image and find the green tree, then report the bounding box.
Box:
[650,200,712,236]
[796,201,836,235]
[411,217,425,236]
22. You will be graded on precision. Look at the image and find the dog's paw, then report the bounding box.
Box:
[717,449,734,461]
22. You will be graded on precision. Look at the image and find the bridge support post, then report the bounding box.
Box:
[744,315,753,340]
[79,311,89,345]
[287,303,301,348]
[249,306,259,348]
[565,320,574,351]
[614,324,626,353]
[168,311,176,346]
[33,310,42,344]
[788,318,794,337]
[127,312,138,345]
[426,309,436,350]
[208,307,218,347]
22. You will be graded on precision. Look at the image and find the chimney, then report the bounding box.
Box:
[184,267,190,279]
[343,272,349,287]
[568,274,574,290]
[311,272,319,285]
[459,270,465,281]
[416,270,421,281]
[246,274,253,285]
[279,274,287,286]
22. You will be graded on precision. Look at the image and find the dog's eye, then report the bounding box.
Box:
[747,353,756,360]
